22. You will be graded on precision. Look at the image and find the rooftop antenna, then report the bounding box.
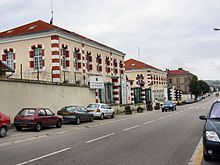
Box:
[50,0,53,24]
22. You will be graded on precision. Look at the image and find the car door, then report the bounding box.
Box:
[45,108,56,126]
[101,104,109,116]
[76,107,85,122]
[81,106,90,121]
[38,109,47,127]
[105,104,113,116]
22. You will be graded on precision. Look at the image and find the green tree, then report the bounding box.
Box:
[189,76,210,97]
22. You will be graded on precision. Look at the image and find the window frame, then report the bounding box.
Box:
[34,48,43,70]
[6,51,14,69]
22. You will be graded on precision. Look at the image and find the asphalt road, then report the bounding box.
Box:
[0,97,217,165]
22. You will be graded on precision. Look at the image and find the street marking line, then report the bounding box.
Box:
[55,131,68,134]
[123,125,140,132]
[86,133,115,144]
[16,147,71,165]
[144,120,155,125]
[157,117,166,120]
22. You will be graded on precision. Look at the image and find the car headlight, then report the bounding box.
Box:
[170,105,172,107]
[206,131,220,142]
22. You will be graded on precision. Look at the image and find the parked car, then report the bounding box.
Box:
[185,98,195,104]
[199,100,220,161]
[0,112,10,137]
[161,101,176,112]
[87,103,115,120]
[14,108,63,132]
[57,106,94,125]
[196,96,203,102]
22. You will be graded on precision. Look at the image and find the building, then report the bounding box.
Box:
[125,59,167,104]
[0,20,125,104]
[167,68,195,94]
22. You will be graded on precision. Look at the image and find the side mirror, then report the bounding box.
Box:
[199,115,207,120]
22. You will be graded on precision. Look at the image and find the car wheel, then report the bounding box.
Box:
[15,125,22,131]
[35,123,42,132]
[100,113,104,120]
[56,119,62,128]
[111,112,115,118]
[172,107,175,111]
[76,118,81,125]
[204,153,212,161]
[162,109,164,112]
[0,127,7,137]
[90,116,94,122]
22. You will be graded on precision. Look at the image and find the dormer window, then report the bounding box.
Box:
[6,30,13,34]
[131,63,135,66]
[28,26,37,30]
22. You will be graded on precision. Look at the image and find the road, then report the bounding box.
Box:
[0,96,217,165]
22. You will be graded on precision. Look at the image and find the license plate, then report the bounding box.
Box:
[62,112,70,115]
[20,124,27,127]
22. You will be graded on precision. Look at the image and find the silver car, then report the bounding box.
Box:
[87,103,115,120]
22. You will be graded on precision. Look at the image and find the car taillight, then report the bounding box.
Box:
[97,109,100,112]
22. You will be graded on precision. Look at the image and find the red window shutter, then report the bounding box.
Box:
[99,66,102,72]
[121,70,124,74]
[9,48,13,52]
[66,60,70,67]
[13,53,16,60]
[14,63,16,69]
[30,61,34,68]
[78,62,81,69]
[30,51,34,58]
[77,53,81,60]
[89,64,92,70]
[66,51,69,57]
[42,50,44,56]
[42,60,45,67]
[89,56,92,62]
[2,55,6,61]
[38,44,42,48]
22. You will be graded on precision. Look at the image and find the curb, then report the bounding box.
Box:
[188,137,203,165]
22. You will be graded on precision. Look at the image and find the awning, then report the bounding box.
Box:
[0,61,15,73]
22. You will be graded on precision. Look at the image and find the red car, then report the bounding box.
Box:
[0,112,11,137]
[14,108,63,132]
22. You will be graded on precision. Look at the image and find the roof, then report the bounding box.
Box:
[124,58,162,71]
[168,69,189,75]
[0,61,15,73]
[0,20,124,55]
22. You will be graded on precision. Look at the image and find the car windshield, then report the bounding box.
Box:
[18,109,36,116]
[210,103,220,119]
[87,104,99,108]
[164,101,172,105]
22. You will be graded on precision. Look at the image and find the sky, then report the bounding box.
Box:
[1,0,220,80]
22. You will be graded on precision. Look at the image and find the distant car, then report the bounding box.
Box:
[14,108,63,132]
[185,98,195,104]
[199,100,220,161]
[0,112,10,137]
[57,106,94,125]
[196,96,203,102]
[161,101,176,112]
[87,103,115,120]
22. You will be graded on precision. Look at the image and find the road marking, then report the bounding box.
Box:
[157,117,166,120]
[55,131,68,134]
[144,120,155,125]
[17,147,71,165]
[11,132,31,137]
[123,125,140,132]
[86,133,115,144]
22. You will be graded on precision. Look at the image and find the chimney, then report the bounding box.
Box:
[178,68,183,70]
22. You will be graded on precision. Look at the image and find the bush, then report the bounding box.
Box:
[125,105,132,115]
[146,103,153,111]
[154,102,160,110]
[137,106,144,113]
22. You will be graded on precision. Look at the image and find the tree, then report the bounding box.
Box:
[189,76,210,97]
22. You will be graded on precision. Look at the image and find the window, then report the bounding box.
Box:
[39,109,46,116]
[34,48,43,70]
[61,48,66,69]
[6,51,14,69]
[134,88,141,104]
[184,77,188,82]
[98,83,113,104]
[210,103,220,118]
[45,109,53,116]
[80,107,87,112]
[73,51,78,71]
[176,78,180,83]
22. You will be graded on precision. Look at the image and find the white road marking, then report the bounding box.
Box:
[123,125,140,132]
[157,117,166,120]
[86,133,115,144]
[17,147,71,165]
[55,131,68,134]
[144,120,155,125]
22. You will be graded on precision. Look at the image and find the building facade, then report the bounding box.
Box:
[0,20,125,104]
[167,68,195,94]
[125,59,167,104]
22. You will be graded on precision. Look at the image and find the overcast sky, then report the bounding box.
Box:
[1,0,220,80]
